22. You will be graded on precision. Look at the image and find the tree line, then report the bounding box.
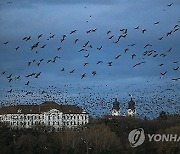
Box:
[0,112,179,154]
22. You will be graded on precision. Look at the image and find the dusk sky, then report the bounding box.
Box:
[0,0,179,118]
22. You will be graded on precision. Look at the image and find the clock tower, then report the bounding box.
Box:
[112,98,120,116]
[127,96,136,117]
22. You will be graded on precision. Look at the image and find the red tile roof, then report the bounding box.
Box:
[0,101,85,114]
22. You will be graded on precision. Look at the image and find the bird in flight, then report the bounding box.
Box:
[25,81,30,86]
[161,71,167,76]
[142,29,147,33]
[83,62,89,67]
[154,22,160,25]
[172,78,180,81]
[70,69,75,73]
[128,44,136,47]
[35,72,41,78]
[107,31,111,34]
[38,34,43,39]
[57,47,61,51]
[7,89,13,93]
[108,35,114,40]
[83,41,89,48]
[144,44,152,48]
[131,54,136,59]
[26,36,31,41]
[124,48,129,53]
[91,28,97,32]
[92,71,96,76]
[15,47,20,51]
[115,55,121,59]
[84,54,90,58]
[107,62,112,66]
[158,37,163,40]
[61,68,65,71]
[3,41,9,45]
[74,38,79,44]
[70,30,77,34]
[86,30,91,33]
[133,62,146,68]
[97,61,103,64]
[173,67,179,71]
[167,3,173,7]
[81,73,86,79]
[97,46,103,50]
[31,42,39,50]
[134,26,139,30]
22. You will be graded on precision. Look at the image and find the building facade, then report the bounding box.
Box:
[0,101,89,129]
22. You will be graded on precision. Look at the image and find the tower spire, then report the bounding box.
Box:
[112,98,120,116]
[127,94,136,117]
[129,93,133,99]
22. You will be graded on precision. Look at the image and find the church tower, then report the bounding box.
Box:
[112,98,120,116]
[127,96,136,117]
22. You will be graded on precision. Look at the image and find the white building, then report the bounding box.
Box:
[0,101,89,130]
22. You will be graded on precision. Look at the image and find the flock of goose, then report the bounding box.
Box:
[0,1,179,117]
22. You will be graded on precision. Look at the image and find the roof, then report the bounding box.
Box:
[0,101,86,115]
[112,98,120,110]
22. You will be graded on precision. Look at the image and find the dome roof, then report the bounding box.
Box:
[128,98,135,110]
[112,98,120,110]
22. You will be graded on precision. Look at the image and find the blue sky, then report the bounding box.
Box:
[0,0,179,118]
